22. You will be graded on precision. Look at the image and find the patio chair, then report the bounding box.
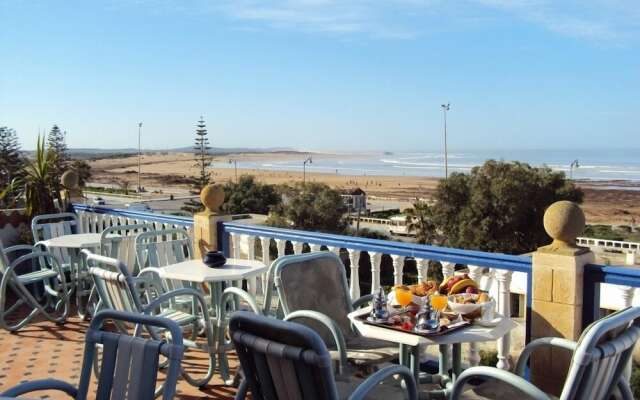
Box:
[450,306,640,400]
[271,252,399,373]
[1,309,185,400]
[83,250,216,388]
[230,310,418,400]
[0,240,69,331]
[100,223,154,275]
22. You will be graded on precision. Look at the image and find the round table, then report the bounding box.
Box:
[348,306,518,398]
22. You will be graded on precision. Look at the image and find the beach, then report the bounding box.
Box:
[89,152,640,226]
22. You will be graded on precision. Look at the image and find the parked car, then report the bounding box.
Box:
[92,197,106,206]
[126,202,152,212]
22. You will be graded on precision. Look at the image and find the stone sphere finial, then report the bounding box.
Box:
[200,184,225,214]
[543,201,585,249]
[61,170,79,189]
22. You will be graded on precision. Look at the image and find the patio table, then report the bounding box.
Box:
[37,233,108,318]
[348,306,518,399]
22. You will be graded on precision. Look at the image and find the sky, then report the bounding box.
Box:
[1,0,639,152]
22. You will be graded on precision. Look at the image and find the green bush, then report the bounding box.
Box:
[479,350,498,367]
[631,361,640,399]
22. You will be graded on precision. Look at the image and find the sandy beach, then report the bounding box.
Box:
[89,152,640,226]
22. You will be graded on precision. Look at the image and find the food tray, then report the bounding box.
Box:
[356,314,470,337]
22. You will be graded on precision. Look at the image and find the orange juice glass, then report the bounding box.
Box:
[431,294,448,312]
[395,288,413,308]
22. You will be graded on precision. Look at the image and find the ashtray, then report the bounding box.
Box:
[203,251,226,268]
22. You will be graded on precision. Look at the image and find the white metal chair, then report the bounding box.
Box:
[100,223,154,275]
[83,250,216,388]
[450,307,640,400]
[0,240,69,331]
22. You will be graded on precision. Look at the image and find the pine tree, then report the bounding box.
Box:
[47,124,69,184]
[193,117,212,191]
[0,126,23,187]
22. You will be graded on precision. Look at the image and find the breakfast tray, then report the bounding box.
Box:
[355,314,470,337]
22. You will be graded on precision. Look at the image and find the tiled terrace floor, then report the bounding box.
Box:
[0,313,239,399]
[0,311,524,399]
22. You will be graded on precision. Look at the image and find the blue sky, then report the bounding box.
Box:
[1,0,639,151]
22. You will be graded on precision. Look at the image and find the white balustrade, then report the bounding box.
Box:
[327,246,341,256]
[466,265,485,367]
[310,243,322,252]
[416,258,429,282]
[244,235,257,295]
[275,239,286,259]
[391,255,405,286]
[292,241,304,255]
[347,249,361,299]
[230,233,240,259]
[495,269,513,370]
[370,252,382,294]
[442,262,455,279]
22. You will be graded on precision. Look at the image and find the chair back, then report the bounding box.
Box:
[100,224,153,275]
[84,251,142,315]
[230,311,339,400]
[32,212,79,264]
[272,252,354,344]
[77,310,184,400]
[135,229,193,291]
[561,307,640,400]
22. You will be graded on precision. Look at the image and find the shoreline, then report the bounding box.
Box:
[90,153,640,226]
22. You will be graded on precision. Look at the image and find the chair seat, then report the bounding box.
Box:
[329,336,398,366]
[157,309,200,326]
[17,269,59,285]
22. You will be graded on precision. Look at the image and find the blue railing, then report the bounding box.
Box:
[583,263,640,329]
[73,204,193,227]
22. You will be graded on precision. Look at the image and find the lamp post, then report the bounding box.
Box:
[137,122,143,193]
[441,103,450,179]
[229,159,238,183]
[303,156,313,184]
[570,159,580,180]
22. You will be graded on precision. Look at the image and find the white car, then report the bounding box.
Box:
[92,197,106,206]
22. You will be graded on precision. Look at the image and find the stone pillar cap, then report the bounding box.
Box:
[61,170,79,189]
[540,200,588,255]
[200,184,225,215]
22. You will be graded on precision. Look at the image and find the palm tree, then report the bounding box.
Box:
[23,136,58,217]
[405,199,437,244]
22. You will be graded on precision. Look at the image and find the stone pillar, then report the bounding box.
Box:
[193,184,231,258]
[60,170,84,212]
[531,201,594,395]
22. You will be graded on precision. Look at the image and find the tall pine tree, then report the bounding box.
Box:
[193,117,212,191]
[47,125,69,185]
[0,126,24,207]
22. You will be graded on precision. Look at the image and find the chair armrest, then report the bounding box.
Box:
[2,244,34,255]
[219,287,261,315]
[348,365,418,400]
[9,251,64,276]
[515,337,578,377]
[450,366,550,400]
[1,378,78,398]
[352,294,374,309]
[284,310,348,377]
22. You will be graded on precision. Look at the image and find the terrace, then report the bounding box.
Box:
[1,183,639,399]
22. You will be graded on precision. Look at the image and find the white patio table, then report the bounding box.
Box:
[348,306,518,399]
[36,233,107,318]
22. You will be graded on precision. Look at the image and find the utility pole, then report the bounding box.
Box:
[441,103,450,179]
[303,156,312,184]
[229,159,238,183]
[137,122,143,193]
[570,159,580,180]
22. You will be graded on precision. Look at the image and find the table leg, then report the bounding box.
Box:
[438,344,449,377]
[410,344,421,385]
[451,343,462,382]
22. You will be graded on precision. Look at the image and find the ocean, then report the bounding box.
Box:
[211,148,640,184]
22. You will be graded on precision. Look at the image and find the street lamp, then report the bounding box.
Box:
[229,159,238,183]
[137,122,143,193]
[570,159,580,179]
[441,103,450,179]
[303,156,313,184]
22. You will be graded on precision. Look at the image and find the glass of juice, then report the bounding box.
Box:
[395,287,413,312]
[430,294,448,321]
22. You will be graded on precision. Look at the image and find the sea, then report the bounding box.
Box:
[211,148,640,188]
